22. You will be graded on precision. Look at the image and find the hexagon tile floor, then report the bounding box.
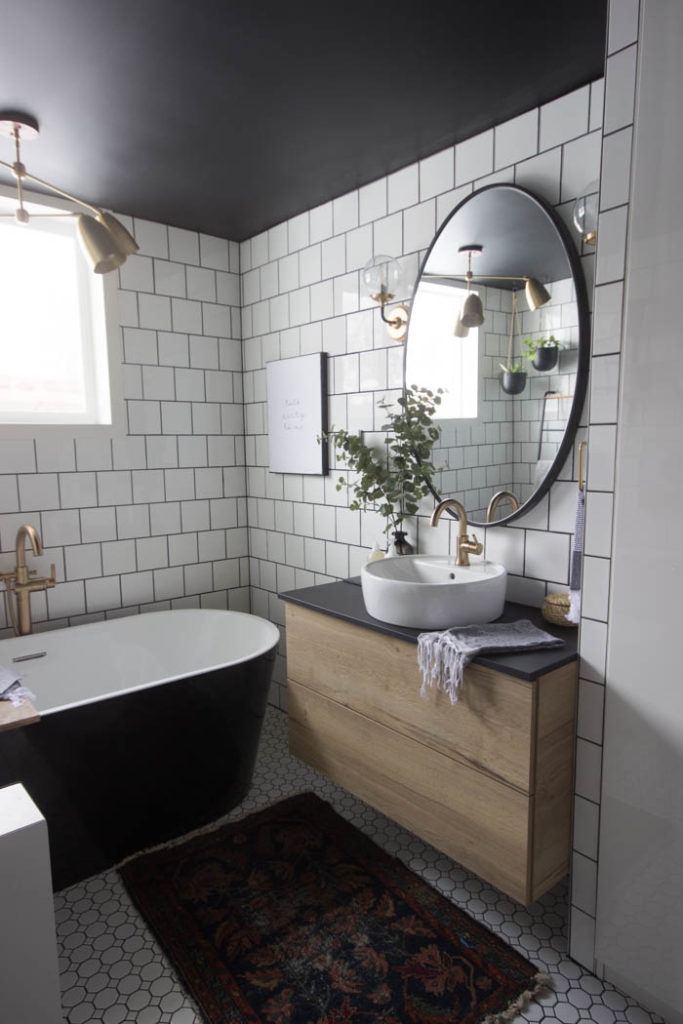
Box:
[55,706,663,1024]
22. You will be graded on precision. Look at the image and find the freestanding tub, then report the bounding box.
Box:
[0,609,279,889]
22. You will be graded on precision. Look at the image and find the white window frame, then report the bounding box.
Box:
[0,183,124,440]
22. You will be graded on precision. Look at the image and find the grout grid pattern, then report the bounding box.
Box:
[238,77,604,711]
[0,224,250,636]
[568,0,640,969]
[54,707,663,1024]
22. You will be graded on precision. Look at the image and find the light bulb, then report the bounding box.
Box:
[572,182,599,245]
[362,255,404,303]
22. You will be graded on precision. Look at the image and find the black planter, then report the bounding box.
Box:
[532,345,559,372]
[501,371,527,395]
[390,530,414,555]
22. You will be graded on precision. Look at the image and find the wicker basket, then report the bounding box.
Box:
[541,592,577,628]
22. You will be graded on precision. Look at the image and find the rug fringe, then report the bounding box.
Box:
[479,972,552,1024]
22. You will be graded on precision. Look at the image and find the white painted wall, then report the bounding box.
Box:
[595,3,683,1021]
[0,784,62,1023]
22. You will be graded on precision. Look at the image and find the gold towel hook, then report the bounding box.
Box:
[578,440,587,491]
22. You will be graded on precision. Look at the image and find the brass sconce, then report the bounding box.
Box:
[362,254,409,342]
[0,110,138,273]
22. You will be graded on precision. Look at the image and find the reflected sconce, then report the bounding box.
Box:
[424,243,551,338]
[362,254,410,342]
[0,111,138,273]
[572,181,599,246]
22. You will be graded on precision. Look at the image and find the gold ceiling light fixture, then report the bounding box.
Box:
[0,110,138,273]
[426,243,552,338]
[572,181,599,246]
[362,255,410,342]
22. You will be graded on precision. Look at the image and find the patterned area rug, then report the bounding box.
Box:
[120,792,549,1024]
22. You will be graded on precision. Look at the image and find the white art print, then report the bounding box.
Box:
[266,353,328,474]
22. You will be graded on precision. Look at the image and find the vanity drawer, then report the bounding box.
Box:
[289,680,533,904]
[286,604,535,792]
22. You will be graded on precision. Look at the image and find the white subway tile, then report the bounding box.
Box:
[333,192,359,235]
[149,502,180,536]
[119,255,154,293]
[189,336,219,369]
[123,327,158,364]
[288,212,309,253]
[0,476,18,514]
[573,795,600,860]
[595,206,628,285]
[373,213,403,260]
[133,219,168,259]
[310,280,334,322]
[81,506,117,543]
[484,526,524,575]
[586,424,617,491]
[169,532,199,567]
[326,541,349,579]
[579,616,608,683]
[127,400,161,435]
[121,570,154,606]
[172,297,203,334]
[436,183,473,225]
[75,439,113,472]
[592,282,623,355]
[582,556,611,622]
[571,852,598,916]
[47,579,85,619]
[561,130,603,203]
[176,368,205,401]
[569,907,596,970]
[142,365,175,400]
[574,737,603,803]
[455,129,493,186]
[101,540,136,576]
[604,46,637,136]
[154,259,186,298]
[309,202,333,244]
[158,331,189,367]
[65,543,102,580]
[540,86,590,150]
[577,677,606,745]
[321,235,346,279]
[524,529,569,584]
[187,266,216,302]
[313,504,335,540]
[589,354,620,424]
[168,227,200,265]
[584,491,614,558]
[138,293,172,331]
[132,470,165,504]
[495,110,538,170]
[145,436,178,470]
[59,472,97,508]
[199,234,230,272]
[403,199,436,253]
[96,471,133,506]
[0,440,35,475]
[419,149,454,200]
[600,128,632,210]
[36,439,76,473]
[388,165,419,213]
[136,536,169,571]
[359,179,387,224]
[514,147,562,205]
[346,225,372,273]
[608,0,639,55]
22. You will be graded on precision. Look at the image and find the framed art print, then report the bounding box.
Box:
[266,352,328,474]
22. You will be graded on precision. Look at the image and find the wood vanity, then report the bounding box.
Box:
[282,581,577,906]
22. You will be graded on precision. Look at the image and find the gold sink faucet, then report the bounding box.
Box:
[0,524,56,635]
[486,490,520,523]
[429,498,483,567]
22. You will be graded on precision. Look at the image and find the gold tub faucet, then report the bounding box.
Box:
[429,498,483,567]
[486,490,520,523]
[0,524,56,635]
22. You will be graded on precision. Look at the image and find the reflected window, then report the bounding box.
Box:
[406,282,478,419]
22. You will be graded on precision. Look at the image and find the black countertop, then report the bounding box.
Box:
[279,578,577,681]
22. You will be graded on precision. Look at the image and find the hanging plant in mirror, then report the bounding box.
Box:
[523,335,564,372]
[322,385,443,554]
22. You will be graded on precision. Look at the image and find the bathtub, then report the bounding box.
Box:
[0,609,279,889]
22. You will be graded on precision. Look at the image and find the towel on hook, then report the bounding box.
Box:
[566,481,586,624]
[417,620,564,705]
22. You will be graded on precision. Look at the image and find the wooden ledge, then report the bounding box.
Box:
[0,699,40,733]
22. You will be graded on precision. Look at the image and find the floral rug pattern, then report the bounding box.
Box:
[121,793,542,1024]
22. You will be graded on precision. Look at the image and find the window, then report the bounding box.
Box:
[405,281,478,419]
[0,188,122,435]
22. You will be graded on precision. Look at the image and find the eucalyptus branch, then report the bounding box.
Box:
[322,385,443,535]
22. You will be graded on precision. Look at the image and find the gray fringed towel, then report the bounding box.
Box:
[418,620,564,705]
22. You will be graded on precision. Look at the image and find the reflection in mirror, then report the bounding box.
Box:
[405,184,588,528]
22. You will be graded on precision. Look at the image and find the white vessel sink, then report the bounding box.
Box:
[360,555,507,629]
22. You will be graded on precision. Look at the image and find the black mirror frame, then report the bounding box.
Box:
[404,182,590,528]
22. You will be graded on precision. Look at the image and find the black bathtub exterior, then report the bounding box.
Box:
[0,648,276,890]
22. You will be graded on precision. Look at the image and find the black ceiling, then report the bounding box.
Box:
[0,1,607,242]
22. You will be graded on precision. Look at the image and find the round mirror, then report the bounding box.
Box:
[405,183,589,527]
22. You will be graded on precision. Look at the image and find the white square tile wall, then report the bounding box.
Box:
[0,223,247,634]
